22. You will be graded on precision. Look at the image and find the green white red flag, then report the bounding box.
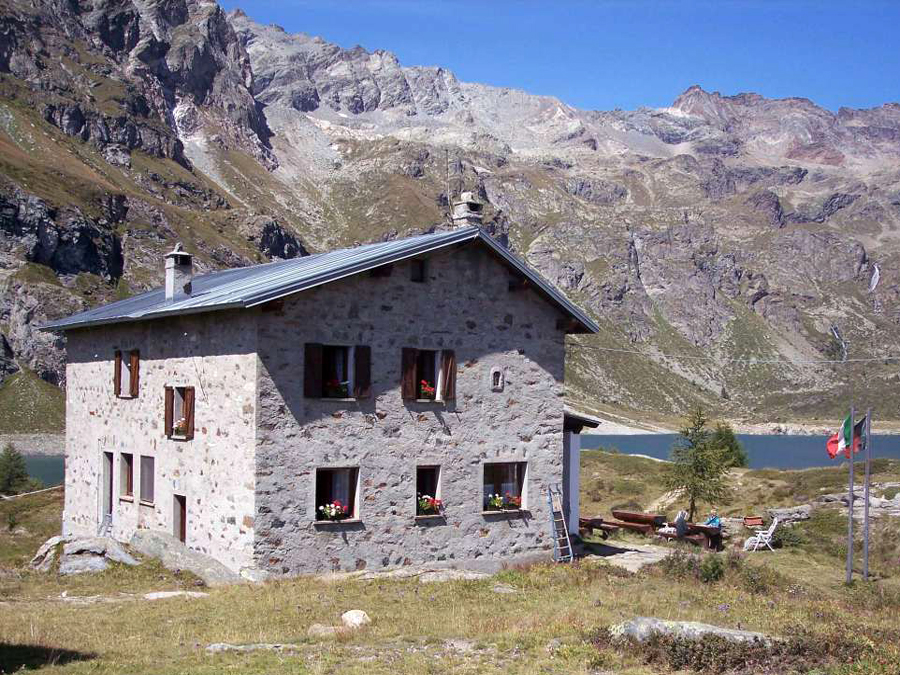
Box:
[826,414,866,459]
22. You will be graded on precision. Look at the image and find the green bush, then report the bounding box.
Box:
[699,554,725,583]
[658,548,702,579]
[771,524,806,548]
[739,563,788,594]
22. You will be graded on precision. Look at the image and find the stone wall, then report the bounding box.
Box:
[62,310,259,573]
[253,244,567,573]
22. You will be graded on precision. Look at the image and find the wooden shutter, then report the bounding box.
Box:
[440,350,456,400]
[304,343,323,398]
[401,348,418,400]
[183,387,195,440]
[353,346,372,399]
[129,350,140,397]
[113,350,122,396]
[164,386,174,438]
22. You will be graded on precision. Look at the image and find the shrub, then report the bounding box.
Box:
[0,443,30,496]
[658,548,702,579]
[594,624,867,674]
[771,524,806,549]
[699,554,725,583]
[739,563,788,594]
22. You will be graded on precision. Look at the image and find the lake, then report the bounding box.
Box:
[581,434,900,470]
[24,455,65,487]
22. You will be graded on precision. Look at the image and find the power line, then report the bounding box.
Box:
[570,343,900,366]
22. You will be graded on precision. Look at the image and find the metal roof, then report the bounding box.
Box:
[41,227,599,333]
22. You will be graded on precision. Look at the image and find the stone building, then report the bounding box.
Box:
[45,208,599,576]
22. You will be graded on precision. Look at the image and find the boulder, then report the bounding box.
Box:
[341,609,371,629]
[766,504,812,524]
[611,617,773,646]
[31,535,139,574]
[129,531,241,587]
[143,591,209,601]
[418,569,489,583]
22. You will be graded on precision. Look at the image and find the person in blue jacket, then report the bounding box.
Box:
[704,508,721,529]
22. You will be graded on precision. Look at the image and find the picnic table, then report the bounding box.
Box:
[661,521,724,551]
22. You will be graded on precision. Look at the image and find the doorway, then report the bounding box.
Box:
[173,494,187,543]
[102,452,114,520]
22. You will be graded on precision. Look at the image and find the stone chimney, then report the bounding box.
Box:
[451,191,484,228]
[164,243,193,302]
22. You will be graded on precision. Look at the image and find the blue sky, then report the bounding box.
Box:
[222,1,899,111]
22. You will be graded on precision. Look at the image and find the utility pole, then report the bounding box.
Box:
[846,405,855,584]
[863,409,872,580]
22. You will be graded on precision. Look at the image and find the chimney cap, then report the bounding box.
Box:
[165,242,192,262]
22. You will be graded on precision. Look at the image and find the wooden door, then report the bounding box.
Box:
[174,494,187,543]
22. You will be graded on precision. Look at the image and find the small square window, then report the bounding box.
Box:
[410,259,427,283]
[120,453,134,498]
[416,466,442,515]
[315,467,359,521]
[483,462,526,511]
[140,455,155,504]
[304,344,371,399]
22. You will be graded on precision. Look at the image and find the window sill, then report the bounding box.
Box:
[482,509,528,516]
[414,399,444,404]
[313,519,362,527]
[115,394,136,400]
[415,514,446,522]
[168,434,191,442]
[119,495,134,503]
[139,500,155,507]
[316,397,358,402]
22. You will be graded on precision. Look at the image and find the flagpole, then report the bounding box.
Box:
[846,405,855,584]
[863,409,872,581]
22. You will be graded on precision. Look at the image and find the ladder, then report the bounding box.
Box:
[547,486,573,563]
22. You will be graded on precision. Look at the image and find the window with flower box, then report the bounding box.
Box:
[416,465,443,517]
[315,467,359,522]
[304,344,371,399]
[401,348,455,402]
[164,386,195,439]
[483,462,526,512]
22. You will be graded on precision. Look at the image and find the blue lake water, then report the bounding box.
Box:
[581,434,900,470]
[24,455,65,487]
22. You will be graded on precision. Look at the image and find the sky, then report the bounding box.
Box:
[220,1,900,112]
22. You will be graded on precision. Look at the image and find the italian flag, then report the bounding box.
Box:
[826,414,865,459]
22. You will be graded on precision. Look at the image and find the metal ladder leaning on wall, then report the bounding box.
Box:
[547,485,573,563]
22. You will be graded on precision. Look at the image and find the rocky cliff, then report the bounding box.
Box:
[1,0,899,429]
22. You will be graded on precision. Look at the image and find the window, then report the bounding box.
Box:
[113,349,140,397]
[483,462,526,511]
[410,259,427,283]
[416,465,442,516]
[315,468,359,521]
[139,455,155,504]
[401,348,455,401]
[304,344,371,399]
[120,453,134,498]
[164,386,195,439]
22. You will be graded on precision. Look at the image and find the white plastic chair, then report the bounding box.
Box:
[743,517,778,552]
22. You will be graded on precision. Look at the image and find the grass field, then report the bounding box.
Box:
[1,453,899,674]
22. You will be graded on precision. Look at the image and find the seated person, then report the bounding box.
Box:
[704,508,721,529]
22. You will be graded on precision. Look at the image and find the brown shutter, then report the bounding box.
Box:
[164,386,174,438]
[353,346,372,399]
[129,350,140,397]
[183,387,195,440]
[304,343,323,398]
[401,348,418,400]
[440,350,456,400]
[113,350,122,397]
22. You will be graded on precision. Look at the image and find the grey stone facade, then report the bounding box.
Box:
[62,243,573,576]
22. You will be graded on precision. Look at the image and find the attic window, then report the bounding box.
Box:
[304,344,371,399]
[114,350,140,398]
[401,348,455,402]
[410,259,427,283]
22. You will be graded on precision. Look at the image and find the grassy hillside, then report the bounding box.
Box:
[0,370,65,434]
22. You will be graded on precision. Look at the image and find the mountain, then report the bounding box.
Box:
[1,0,899,430]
